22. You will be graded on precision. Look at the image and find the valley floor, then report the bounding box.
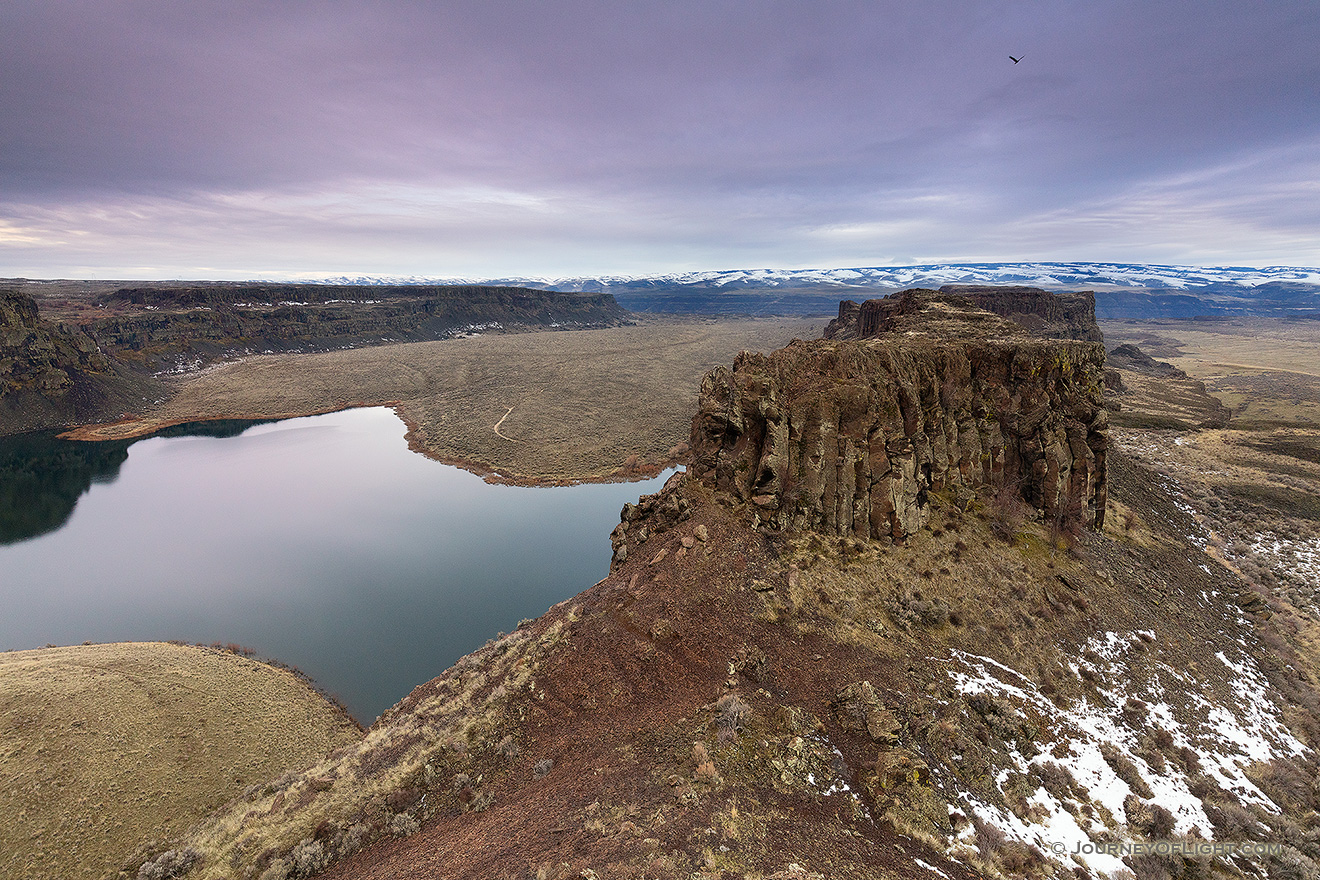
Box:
[63,315,819,485]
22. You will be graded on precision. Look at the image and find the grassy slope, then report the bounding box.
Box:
[0,642,361,880]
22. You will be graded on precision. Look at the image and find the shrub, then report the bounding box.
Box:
[990,481,1030,543]
[1101,742,1153,799]
[715,694,750,741]
[137,848,202,880]
[290,839,330,875]
[495,734,520,759]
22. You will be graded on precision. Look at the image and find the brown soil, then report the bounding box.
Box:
[0,642,361,880]
[62,315,818,485]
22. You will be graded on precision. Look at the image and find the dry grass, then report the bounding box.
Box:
[129,620,567,880]
[1102,318,1320,427]
[0,642,360,880]
[63,315,818,484]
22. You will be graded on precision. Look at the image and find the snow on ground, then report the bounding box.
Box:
[940,639,1309,877]
[912,857,950,878]
[1247,532,1320,585]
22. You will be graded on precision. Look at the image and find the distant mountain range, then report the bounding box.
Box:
[304,262,1320,319]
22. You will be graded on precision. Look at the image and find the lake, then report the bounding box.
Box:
[0,407,672,722]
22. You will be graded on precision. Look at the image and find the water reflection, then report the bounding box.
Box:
[0,432,131,544]
[0,408,670,722]
[0,420,275,545]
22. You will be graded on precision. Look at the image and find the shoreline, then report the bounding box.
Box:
[45,316,816,486]
[58,400,681,487]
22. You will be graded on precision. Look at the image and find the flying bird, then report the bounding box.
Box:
[1009,54,1024,63]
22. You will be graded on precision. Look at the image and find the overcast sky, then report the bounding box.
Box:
[2,1,1318,279]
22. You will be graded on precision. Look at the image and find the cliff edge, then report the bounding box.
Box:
[824,284,1103,344]
[684,290,1107,550]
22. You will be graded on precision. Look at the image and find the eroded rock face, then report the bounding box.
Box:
[824,284,1103,344]
[690,291,1107,540]
[1,291,110,397]
[938,285,1103,343]
[83,285,631,369]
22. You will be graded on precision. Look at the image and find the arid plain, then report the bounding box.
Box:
[65,315,820,484]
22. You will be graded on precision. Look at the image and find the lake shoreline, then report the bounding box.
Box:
[59,400,679,487]
[46,316,814,485]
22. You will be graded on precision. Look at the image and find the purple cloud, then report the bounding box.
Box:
[2,1,1318,276]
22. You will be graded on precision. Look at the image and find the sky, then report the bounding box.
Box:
[2,0,1319,280]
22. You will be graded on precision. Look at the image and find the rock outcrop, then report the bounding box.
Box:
[690,290,1108,542]
[1104,342,1232,428]
[1,291,111,395]
[1,291,158,434]
[938,285,1103,342]
[824,284,1103,344]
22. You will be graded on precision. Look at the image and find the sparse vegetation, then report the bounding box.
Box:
[0,643,359,880]
[63,315,815,484]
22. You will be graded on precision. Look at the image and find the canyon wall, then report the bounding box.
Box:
[1,291,158,435]
[1,291,110,395]
[688,290,1108,542]
[84,285,631,369]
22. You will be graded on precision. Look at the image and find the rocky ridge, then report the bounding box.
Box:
[83,285,631,371]
[1104,343,1232,429]
[824,285,1102,343]
[1,291,111,395]
[0,284,631,437]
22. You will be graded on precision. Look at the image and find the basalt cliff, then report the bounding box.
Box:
[0,291,160,434]
[0,284,630,436]
[678,290,1106,554]
[824,285,1103,343]
[84,285,630,370]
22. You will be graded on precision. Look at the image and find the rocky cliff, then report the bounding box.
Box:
[938,285,1103,342]
[0,291,158,434]
[84,284,631,370]
[685,290,1107,549]
[824,284,1103,343]
[1,291,110,393]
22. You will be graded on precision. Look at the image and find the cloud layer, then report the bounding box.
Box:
[3,1,1318,278]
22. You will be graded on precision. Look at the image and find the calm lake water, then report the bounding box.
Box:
[0,407,671,721]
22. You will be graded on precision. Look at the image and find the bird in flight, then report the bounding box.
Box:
[1009,54,1024,63]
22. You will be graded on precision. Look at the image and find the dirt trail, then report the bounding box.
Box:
[492,406,519,442]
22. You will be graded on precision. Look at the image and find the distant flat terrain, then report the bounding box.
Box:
[67,315,820,484]
[1102,317,1320,613]
[1102,317,1320,426]
[0,642,361,880]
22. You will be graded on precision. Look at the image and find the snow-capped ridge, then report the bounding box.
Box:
[293,261,1320,293]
